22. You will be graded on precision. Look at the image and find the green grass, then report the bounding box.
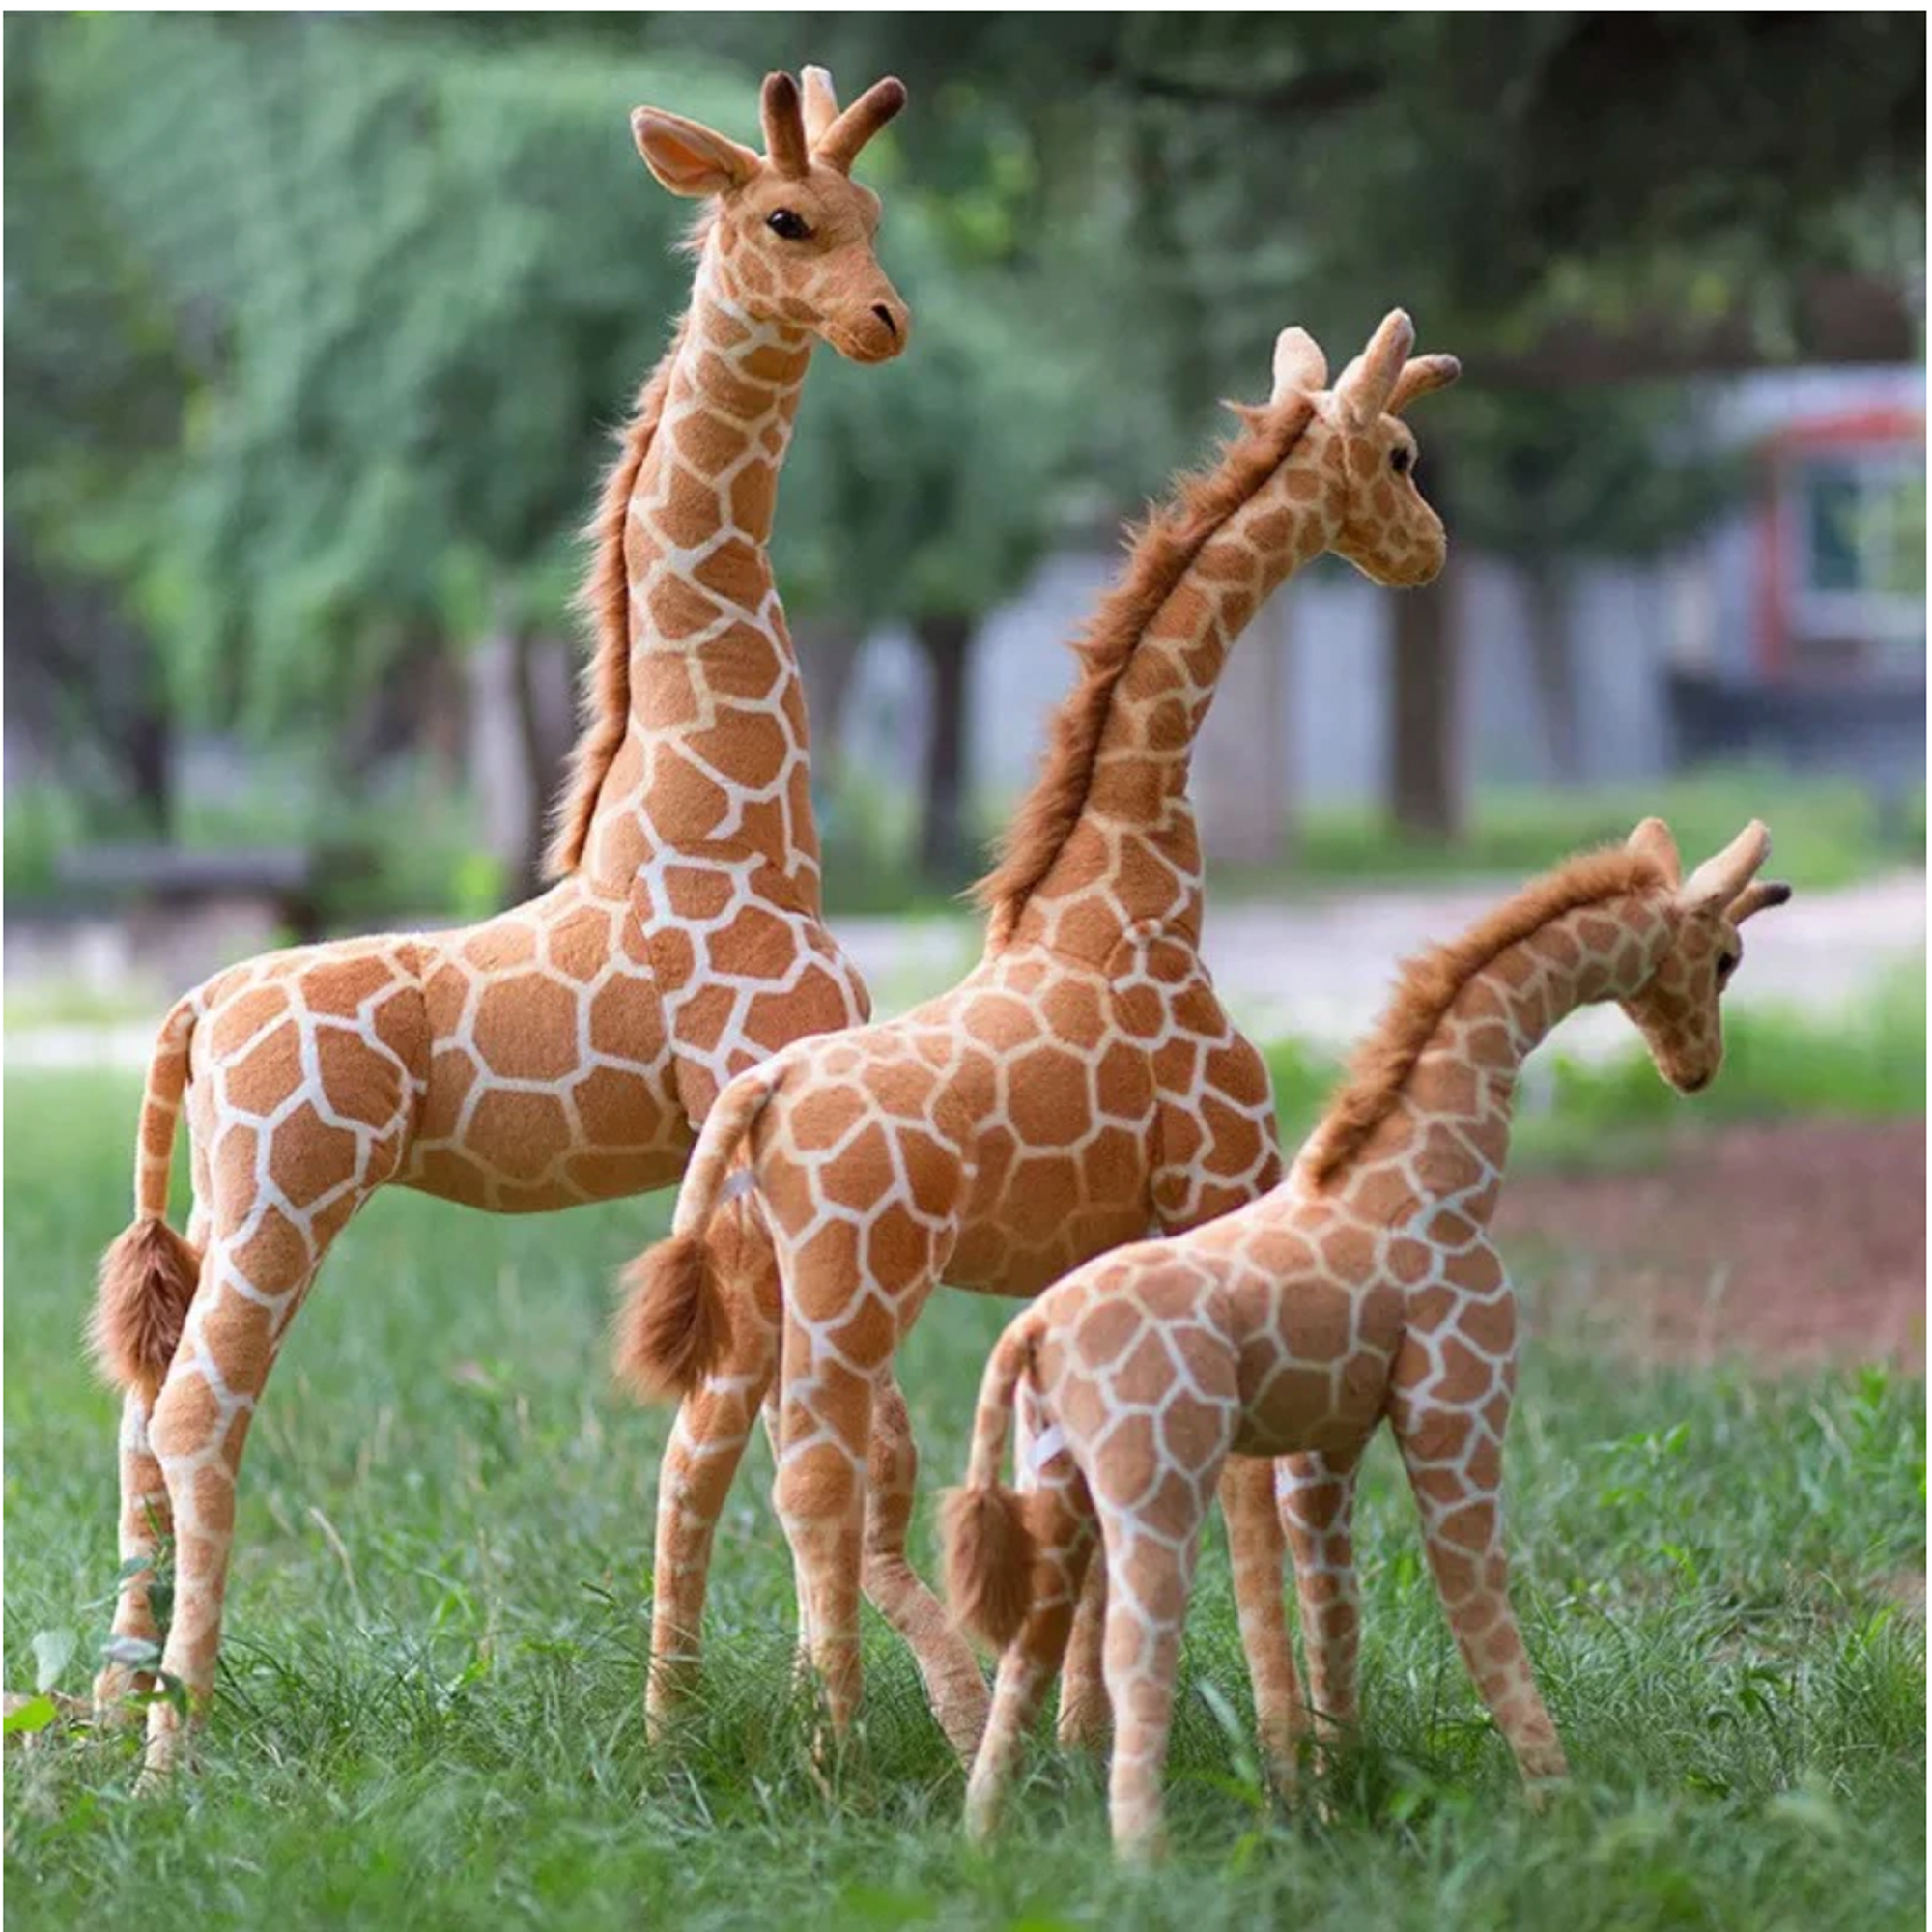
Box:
[4,1073,1924,1930]
[1219,766,1926,900]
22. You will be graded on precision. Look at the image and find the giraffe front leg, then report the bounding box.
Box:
[93,1390,174,1726]
[1390,1322,1568,1792]
[861,1375,990,1760]
[1220,1453,1307,1796]
[1276,1444,1364,1741]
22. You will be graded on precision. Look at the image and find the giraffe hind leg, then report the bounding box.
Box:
[861,1374,990,1760]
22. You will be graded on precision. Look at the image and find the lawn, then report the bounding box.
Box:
[3,1069,1924,1931]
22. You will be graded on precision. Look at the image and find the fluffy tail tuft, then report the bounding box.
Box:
[611,1232,731,1400]
[941,1482,1036,1651]
[91,1218,201,1403]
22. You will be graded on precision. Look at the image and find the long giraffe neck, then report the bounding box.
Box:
[1312,891,1676,1232]
[581,240,823,905]
[1013,410,1347,961]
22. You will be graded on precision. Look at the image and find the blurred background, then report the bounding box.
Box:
[2,25,1925,1903]
[5,16,1925,1169]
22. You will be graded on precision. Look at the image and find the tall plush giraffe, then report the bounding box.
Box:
[86,66,915,1775]
[945,819,1791,1857]
[616,311,1463,1756]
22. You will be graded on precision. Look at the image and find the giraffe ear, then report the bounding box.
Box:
[631,107,759,198]
[1626,816,1682,885]
[1680,821,1771,914]
[1270,327,1328,403]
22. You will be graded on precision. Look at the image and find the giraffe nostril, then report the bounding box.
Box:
[871,303,898,339]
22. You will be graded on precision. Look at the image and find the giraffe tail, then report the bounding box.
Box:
[91,995,203,1403]
[611,1058,785,1402]
[940,1312,1045,1651]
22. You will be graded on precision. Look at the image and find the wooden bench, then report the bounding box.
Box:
[55,845,370,946]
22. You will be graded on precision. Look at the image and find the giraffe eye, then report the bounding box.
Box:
[1717,947,1741,984]
[766,209,811,242]
[1390,446,1413,476]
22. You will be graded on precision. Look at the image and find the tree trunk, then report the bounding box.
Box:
[1521,560,1580,783]
[121,697,174,837]
[506,623,552,905]
[1387,565,1465,842]
[913,612,975,885]
[791,615,863,774]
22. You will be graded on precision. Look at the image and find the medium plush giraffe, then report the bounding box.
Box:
[86,67,919,1775]
[616,312,1463,1757]
[944,819,1791,1857]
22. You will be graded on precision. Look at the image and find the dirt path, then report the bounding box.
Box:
[1500,1118,1926,1371]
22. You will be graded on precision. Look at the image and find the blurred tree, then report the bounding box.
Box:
[1450,390,1750,782]
[776,231,1086,883]
[18,17,757,889]
[5,15,198,828]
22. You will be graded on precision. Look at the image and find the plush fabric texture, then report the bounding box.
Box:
[618,312,1463,1763]
[82,66,918,1776]
[943,819,1787,1856]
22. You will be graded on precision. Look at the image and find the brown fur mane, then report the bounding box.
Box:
[970,395,1316,941]
[1299,847,1669,1189]
[544,314,692,879]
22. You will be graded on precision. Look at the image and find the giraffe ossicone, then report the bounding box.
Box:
[943,817,1792,1856]
[616,310,1462,1761]
[83,63,923,1779]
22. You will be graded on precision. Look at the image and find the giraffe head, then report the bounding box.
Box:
[1618,817,1792,1094]
[1269,309,1460,587]
[631,67,911,363]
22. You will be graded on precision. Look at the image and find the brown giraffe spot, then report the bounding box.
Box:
[469,974,580,1084]
[963,995,1037,1055]
[220,1023,302,1118]
[694,537,765,607]
[313,1026,401,1132]
[698,625,791,701]
[787,1086,868,1154]
[1270,1363,1334,1418]
[1348,1164,1419,1227]
[863,1201,931,1287]
[1288,1276,1356,1359]
[571,1064,652,1147]
[1074,1296,1147,1372]
[826,1293,897,1364]
[566,1150,664,1198]
[1438,1335,1496,1397]
[461,921,537,975]
[206,984,292,1059]
[300,953,396,1019]
[896,1124,962,1219]
[465,1091,569,1186]
[646,572,724,642]
[1414,1125,1486,1198]
[1007,1151,1084,1233]
[658,462,726,548]
[415,1047,478,1144]
[270,1104,362,1209]
[730,462,777,532]
[672,984,739,1058]
[544,906,615,984]
[1007,1044,1088,1144]
[1438,1502,1495,1554]
[817,1122,894,1211]
[411,1148,492,1208]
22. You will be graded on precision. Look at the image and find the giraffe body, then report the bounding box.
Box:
[85,67,937,1776]
[945,818,1791,1855]
[621,313,1463,1757]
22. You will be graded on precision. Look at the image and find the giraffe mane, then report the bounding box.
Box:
[544,311,692,880]
[970,395,1316,940]
[1299,847,1670,1190]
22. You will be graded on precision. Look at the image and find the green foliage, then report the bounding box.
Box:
[1265,766,1926,895]
[1266,969,1927,1167]
[4,1072,1923,1928]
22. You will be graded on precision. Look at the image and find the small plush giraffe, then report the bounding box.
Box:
[616,311,1462,1757]
[944,818,1791,1857]
[86,67,917,1775]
